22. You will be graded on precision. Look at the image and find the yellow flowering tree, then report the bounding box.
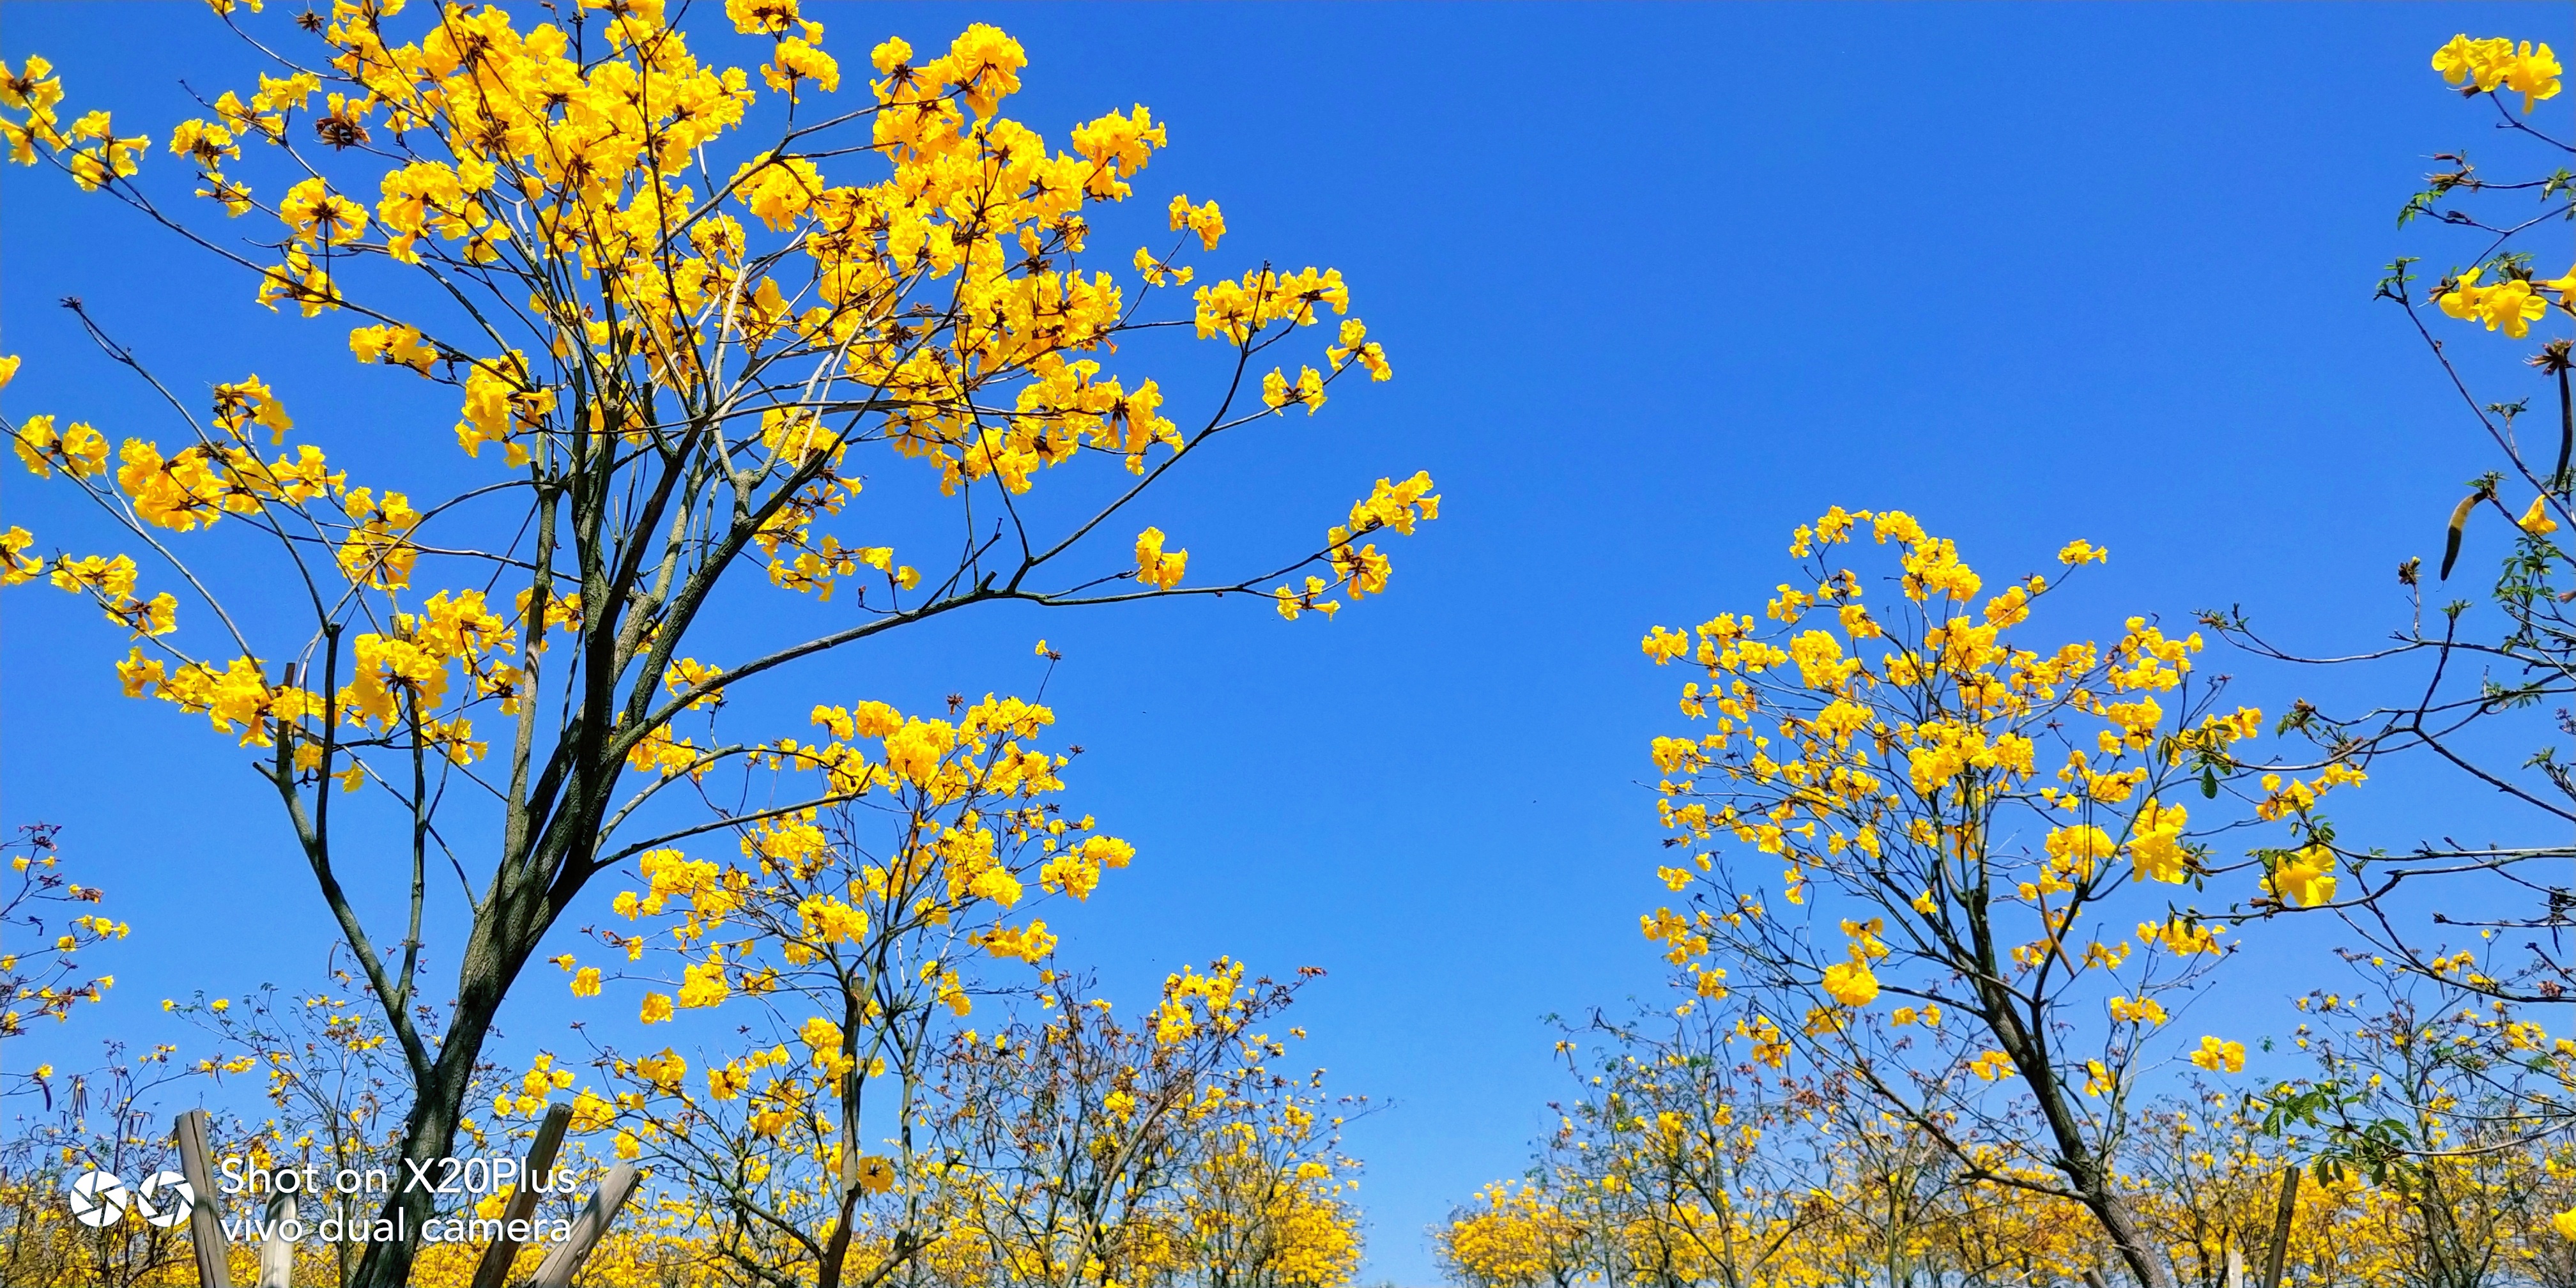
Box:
[1441,999,1876,1288]
[1777,1076,2105,1288]
[1911,1164,2097,1287]
[1439,1045,2125,1288]
[1434,1183,1590,1288]
[1786,1101,1956,1288]
[1169,1048,1365,1288]
[2119,1089,2303,1288]
[1541,1004,1820,1288]
[538,690,1138,1288]
[1636,508,2347,1287]
[0,1045,203,1288]
[1438,1049,2576,1288]
[0,3,1433,1282]
[2212,31,2571,1005]
[0,824,126,1065]
[0,825,194,1288]
[931,962,1354,1288]
[2188,29,2576,1262]
[170,957,605,1288]
[2265,956,2576,1288]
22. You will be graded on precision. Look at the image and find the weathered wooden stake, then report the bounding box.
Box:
[2260,1163,2301,1288]
[526,1163,639,1288]
[173,1108,234,1288]
[257,1192,295,1288]
[2225,1242,2246,1288]
[468,1101,574,1288]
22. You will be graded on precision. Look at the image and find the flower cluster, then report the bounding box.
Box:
[2438,265,2576,340]
[2432,34,2563,112]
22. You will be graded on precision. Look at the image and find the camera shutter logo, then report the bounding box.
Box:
[66,1171,128,1228]
[66,1170,194,1227]
[134,1170,195,1227]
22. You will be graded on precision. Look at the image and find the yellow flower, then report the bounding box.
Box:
[2505,41,2564,112]
[764,38,839,98]
[2263,845,2338,908]
[2126,799,2191,884]
[280,177,366,247]
[2109,995,2168,1027]
[725,0,801,34]
[799,1015,842,1058]
[1167,194,1225,250]
[2082,1059,2113,1096]
[1821,959,1878,1008]
[1133,526,1186,590]
[2431,34,2557,105]
[2434,35,2513,90]
[2541,264,2576,311]
[733,152,824,231]
[707,1063,746,1101]
[2440,268,2551,339]
[639,992,675,1024]
[1261,365,1327,415]
[2190,1035,2246,1074]
[351,323,435,376]
[2521,494,2560,535]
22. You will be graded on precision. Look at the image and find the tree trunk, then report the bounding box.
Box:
[1973,986,2170,1288]
[347,905,526,1288]
[817,1183,862,1288]
[2082,1183,2171,1288]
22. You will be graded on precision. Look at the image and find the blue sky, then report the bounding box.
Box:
[2,3,2563,1283]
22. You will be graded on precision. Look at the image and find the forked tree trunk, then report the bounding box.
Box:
[2081,1183,2172,1288]
[346,900,529,1288]
[1972,979,2171,1288]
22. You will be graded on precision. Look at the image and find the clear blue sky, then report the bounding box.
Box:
[2,3,2558,1283]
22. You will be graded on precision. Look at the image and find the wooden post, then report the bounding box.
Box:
[173,1109,234,1288]
[2225,1242,2246,1288]
[468,1102,574,1288]
[257,1192,295,1288]
[526,1163,639,1288]
[2260,1164,2301,1288]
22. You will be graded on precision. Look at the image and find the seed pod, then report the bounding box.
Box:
[2441,491,2481,580]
